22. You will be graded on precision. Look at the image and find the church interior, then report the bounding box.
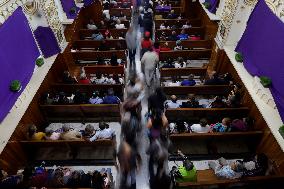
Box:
[1,0,284,188]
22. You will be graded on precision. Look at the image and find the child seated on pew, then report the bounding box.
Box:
[87,19,98,30]
[27,124,46,141]
[166,95,181,108]
[89,122,115,142]
[174,40,183,51]
[190,118,211,133]
[89,91,103,104]
[103,88,121,104]
[209,153,269,179]
[177,29,189,40]
[60,124,82,140]
[181,94,200,108]
[182,21,192,29]
[181,74,196,86]
[211,117,231,132]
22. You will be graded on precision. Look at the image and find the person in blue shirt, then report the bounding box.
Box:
[177,29,189,40]
[181,74,196,86]
[91,30,104,40]
[103,88,121,104]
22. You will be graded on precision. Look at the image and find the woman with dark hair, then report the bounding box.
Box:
[147,108,168,141]
[148,87,167,114]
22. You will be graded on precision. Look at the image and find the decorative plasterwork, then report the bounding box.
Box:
[265,0,284,20]
[40,0,65,47]
[22,0,39,16]
[244,0,258,6]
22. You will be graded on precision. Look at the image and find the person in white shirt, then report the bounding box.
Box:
[190,118,211,133]
[115,19,125,29]
[182,21,192,29]
[166,95,180,108]
[89,122,115,142]
[160,23,166,29]
[87,19,98,30]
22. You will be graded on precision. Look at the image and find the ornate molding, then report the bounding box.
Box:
[22,1,39,16]
[244,0,257,6]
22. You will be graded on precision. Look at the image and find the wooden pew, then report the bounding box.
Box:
[163,85,231,96]
[159,40,212,49]
[79,29,127,39]
[14,139,116,165]
[159,50,212,61]
[177,169,284,188]
[155,19,201,28]
[51,84,124,98]
[40,104,121,122]
[109,8,132,17]
[84,65,125,76]
[73,39,127,50]
[166,107,250,122]
[160,67,207,78]
[72,50,126,62]
[155,27,205,39]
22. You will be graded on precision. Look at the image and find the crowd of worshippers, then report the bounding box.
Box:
[163,71,235,87]
[157,30,201,41]
[41,88,121,105]
[27,122,115,142]
[169,116,254,134]
[165,89,241,109]
[159,21,192,30]
[0,164,113,188]
[102,0,132,9]
[62,70,124,85]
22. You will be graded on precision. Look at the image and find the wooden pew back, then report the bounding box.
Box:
[155,27,205,39]
[72,50,126,62]
[109,8,132,17]
[159,40,212,49]
[73,39,127,50]
[162,85,231,95]
[79,29,127,39]
[40,104,121,122]
[155,19,201,27]
[159,50,212,61]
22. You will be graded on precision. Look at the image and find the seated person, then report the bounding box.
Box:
[166,76,181,86]
[167,10,178,19]
[175,57,186,68]
[27,124,46,141]
[153,42,161,55]
[60,125,82,140]
[89,122,115,141]
[73,90,88,104]
[0,168,22,188]
[110,53,119,66]
[230,117,253,132]
[190,118,211,133]
[105,30,114,40]
[78,73,90,84]
[211,117,231,132]
[162,59,175,68]
[99,20,107,29]
[174,40,183,51]
[209,157,242,179]
[181,94,200,108]
[103,88,121,104]
[182,21,191,29]
[89,91,103,104]
[166,95,180,108]
[226,84,242,108]
[160,22,166,29]
[204,71,227,85]
[189,35,201,40]
[41,93,54,105]
[115,19,125,29]
[118,31,125,39]
[181,74,196,86]
[159,31,167,41]
[177,29,189,40]
[118,11,127,21]
[62,71,77,84]
[54,91,69,104]
[211,96,227,108]
[91,30,104,40]
[160,42,171,51]
[87,19,98,30]
[167,31,179,41]
[82,124,96,139]
[45,129,60,140]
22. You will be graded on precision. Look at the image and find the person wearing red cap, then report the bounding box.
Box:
[141,31,153,57]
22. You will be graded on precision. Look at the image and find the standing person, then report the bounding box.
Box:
[126,27,137,69]
[141,48,159,93]
[148,87,167,114]
[117,141,141,189]
[141,31,153,57]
